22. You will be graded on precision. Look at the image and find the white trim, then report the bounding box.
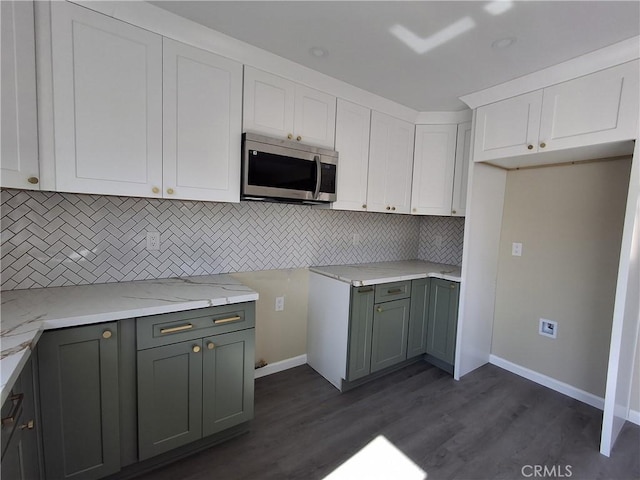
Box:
[460,36,640,109]
[415,110,472,125]
[489,354,605,410]
[254,354,307,379]
[629,409,640,426]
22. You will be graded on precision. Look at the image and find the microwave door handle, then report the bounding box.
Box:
[313,155,322,200]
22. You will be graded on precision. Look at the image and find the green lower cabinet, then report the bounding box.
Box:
[1,356,41,480]
[426,279,460,367]
[202,330,255,437]
[346,287,375,381]
[137,339,204,460]
[407,278,430,358]
[370,298,410,373]
[38,323,120,480]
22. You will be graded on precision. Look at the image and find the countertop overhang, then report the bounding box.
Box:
[0,274,258,404]
[309,260,462,286]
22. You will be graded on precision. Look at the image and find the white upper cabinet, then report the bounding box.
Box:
[451,121,472,217]
[473,91,542,163]
[51,1,163,197]
[367,111,414,214]
[163,38,242,203]
[1,0,39,190]
[538,61,639,151]
[332,99,371,211]
[410,124,457,216]
[473,60,639,165]
[243,66,336,148]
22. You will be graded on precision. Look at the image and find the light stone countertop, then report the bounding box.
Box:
[0,274,258,404]
[309,260,462,287]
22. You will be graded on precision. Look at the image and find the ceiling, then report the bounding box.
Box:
[151,1,640,112]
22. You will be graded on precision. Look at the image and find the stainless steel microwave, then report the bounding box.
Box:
[241,133,338,204]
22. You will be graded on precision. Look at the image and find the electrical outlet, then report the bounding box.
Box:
[434,235,443,248]
[352,233,360,246]
[512,242,523,257]
[146,232,160,251]
[275,296,285,312]
[539,318,557,339]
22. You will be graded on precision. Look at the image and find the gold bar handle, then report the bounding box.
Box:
[214,315,241,325]
[160,323,193,334]
[358,287,374,293]
[1,394,24,427]
[387,288,403,294]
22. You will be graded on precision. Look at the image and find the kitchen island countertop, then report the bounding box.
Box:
[0,274,258,404]
[309,260,462,287]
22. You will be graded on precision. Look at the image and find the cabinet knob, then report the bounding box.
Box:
[450,284,456,289]
[287,133,293,140]
[412,208,417,213]
[19,420,34,430]
[102,330,112,339]
[527,145,534,150]
[539,142,546,148]
[362,204,367,209]
[27,176,39,185]
[207,341,215,350]
[167,188,174,195]
[296,136,302,142]
[192,345,201,353]
[386,206,391,211]
[152,186,160,194]
[391,206,396,211]
[452,210,457,215]
[376,306,383,313]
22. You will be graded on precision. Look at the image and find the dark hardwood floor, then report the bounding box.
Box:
[136,362,640,480]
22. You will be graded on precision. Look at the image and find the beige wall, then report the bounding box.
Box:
[492,158,631,398]
[231,268,309,366]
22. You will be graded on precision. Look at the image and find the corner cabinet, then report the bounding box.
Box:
[367,112,415,214]
[136,303,255,460]
[45,1,242,202]
[38,322,121,480]
[473,60,639,164]
[0,0,39,190]
[243,66,336,148]
[426,279,460,373]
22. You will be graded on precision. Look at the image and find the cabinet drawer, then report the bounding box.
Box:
[136,303,255,350]
[374,281,410,303]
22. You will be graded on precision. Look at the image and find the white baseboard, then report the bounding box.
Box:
[254,354,307,379]
[489,354,605,410]
[628,409,640,426]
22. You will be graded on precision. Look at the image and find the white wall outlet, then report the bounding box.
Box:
[434,235,443,248]
[275,296,285,312]
[146,232,160,251]
[352,233,360,246]
[512,242,523,257]
[539,318,557,339]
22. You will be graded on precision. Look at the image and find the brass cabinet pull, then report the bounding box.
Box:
[391,206,396,211]
[102,330,112,339]
[1,394,24,427]
[213,315,241,325]
[452,210,457,215]
[362,204,367,209]
[287,133,293,140]
[376,306,383,313]
[387,288,403,294]
[27,177,39,184]
[527,144,533,150]
[160,323,193,334]
[539,142,546,148]
[166,188,175,195]
[207,341,215,350]
[192,345,201,353]
[450,284,456,289]
[296,136,302,141]
[358,287,374,293]
[19,420,34,430]
[152,186,160,194]
[386,206,391,210]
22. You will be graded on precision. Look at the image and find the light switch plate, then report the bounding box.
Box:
[512,242,522,256]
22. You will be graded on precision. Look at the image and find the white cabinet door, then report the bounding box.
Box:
[410,124,457,216]
[243,66,336,148]
[332,99,370,211]
[367,112,414,214]
[163,39,242,203]
[539,60,639,151]
[1,0,39,190]
[473,90,542,162]
[243,66,295,140]
[452,121,472,217]
[294,85,336,148]
[51,2,163,197]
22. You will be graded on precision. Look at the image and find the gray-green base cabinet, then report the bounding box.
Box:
[1,356,41,480]
[426,279,460,368]
[136,303,255,460]
[38,322,120,480]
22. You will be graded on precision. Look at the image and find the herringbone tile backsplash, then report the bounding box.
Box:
[418,216,465,266]
[1,189,463,290]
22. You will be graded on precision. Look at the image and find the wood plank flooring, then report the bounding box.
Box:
[136,362,640,480]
